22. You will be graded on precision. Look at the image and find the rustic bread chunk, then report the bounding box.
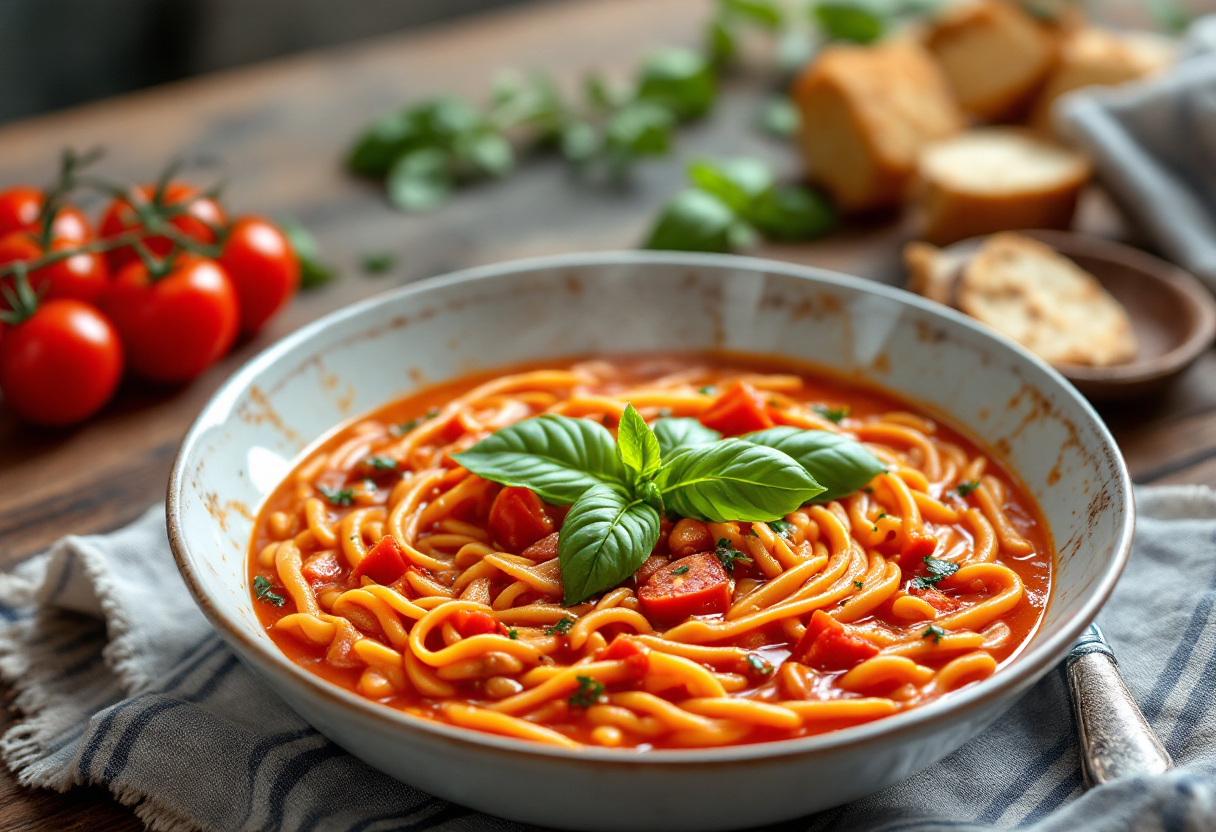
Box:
[924,0,1058,121]
[1030,27,1175,130]
[915,127,1090,245]
[957,233,1137,366]
[904,242,956,306]
[791,41,965,214]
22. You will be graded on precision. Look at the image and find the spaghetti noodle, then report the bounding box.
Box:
[249,355,1051,750]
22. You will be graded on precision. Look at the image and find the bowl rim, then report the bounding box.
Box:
[167,249,1134,764]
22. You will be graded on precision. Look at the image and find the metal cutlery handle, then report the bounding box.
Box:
[1066,624,1172,787]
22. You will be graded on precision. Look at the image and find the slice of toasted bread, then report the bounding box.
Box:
[1030,27,1175,130]
[924,0,1058,121]
[791,41,965,214]
[904,242,957,306]
[957,233,1137,366]
[915,127,1090,245]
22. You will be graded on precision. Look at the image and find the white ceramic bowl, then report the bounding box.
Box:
[168,251,1132,832]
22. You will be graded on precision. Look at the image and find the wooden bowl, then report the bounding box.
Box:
[935,230,1216,401]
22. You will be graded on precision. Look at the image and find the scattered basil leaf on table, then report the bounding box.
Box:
[652,417,722,459]
[360,252,397,274]
[688,157,774,215]
[759,96,800,139]
[644,189,757,253]
[278,217,336,289]
[635,48,717,121]
[386,148,453,212]
[722,0,785,29]
[742,426,885,503]
[748,185,834,241]
[812,1,885,44]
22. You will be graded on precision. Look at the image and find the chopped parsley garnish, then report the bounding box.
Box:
[767,519,794,539]
[363,456,398,472]
[745,654,774,676]
[671,565,690,575]
[876,512,887,520]
[910,556,959,590]
[699,385,717,396]
[923,624,945,644]
[854,580,864,590]
[508,628,518,640]
[955,480,980,498]
[317,485,355,506]
[253,575,286,607]
[713,538,752,571]
[813,404,850,424]
[389,408,441,436]
[569,675,606,708]
[545,618,575,636]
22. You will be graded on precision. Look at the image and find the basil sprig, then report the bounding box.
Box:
[453,406,883,604]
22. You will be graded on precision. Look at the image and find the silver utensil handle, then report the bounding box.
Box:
[1066,631,1172,787]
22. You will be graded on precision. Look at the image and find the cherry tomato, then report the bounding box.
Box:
[0,232,109,304]
[218,217,300,335]
[0,299,123,425]
[0,186,92,243]
[104,255,238,382]
[99,182,226,273]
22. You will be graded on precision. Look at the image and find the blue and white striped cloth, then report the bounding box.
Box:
[2,485,1215,832]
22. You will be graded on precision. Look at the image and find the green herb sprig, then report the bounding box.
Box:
[253,575,286,607]
[569,675,606,708]
[645,157,834,254]
[453,407,883,604]
[910,556,959,590]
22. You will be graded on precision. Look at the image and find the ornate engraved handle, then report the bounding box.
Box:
[1066,624,1172,787]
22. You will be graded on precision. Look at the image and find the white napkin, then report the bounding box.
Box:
[3,488,1216,832]
[1058,16,1216,291]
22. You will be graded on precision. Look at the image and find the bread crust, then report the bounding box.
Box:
[792,41,965,214]
[956,233,1137,366]
[915,127,1090,245]
[925,0,1058,122]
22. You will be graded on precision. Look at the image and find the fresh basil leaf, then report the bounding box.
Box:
[386,148,453,212]
[360,252,396,274]
[655,438,824,523]
[652,418,721,459]
[347,110,418,177]
[279,217,337,289]
[688,157,775,215]
[454,130,514,178]
[759,96,800,139]
[560,121,600,164]
[636,48,716,121]
[723,0,785,29]
[616,404,662,481]
[742,427,884,502]
[812,1,885,44]
[559,484,661,604]
[605,100,675,161]
[644,189,756,253]
[452,415,626,505]
[706,16,738,66]
[748,184,835,241]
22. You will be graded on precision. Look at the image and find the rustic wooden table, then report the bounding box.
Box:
[1,0,1213,828]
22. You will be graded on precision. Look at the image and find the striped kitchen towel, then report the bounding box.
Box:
[1,486,1215,832]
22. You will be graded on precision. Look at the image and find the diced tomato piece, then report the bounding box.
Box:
[638,552,731,623]
[546,502,571,529]
[522,531,560,561]
[796,610,879,671]
[601,634,646,661]
[651,516,674,557]
[699,382,774,436]
[668,518,714,558]
[902,531,938,561]
[909,585,960,613]
[488,487,555,553]
[635,554,670,587]
[351,536,408,585]
[302,551,343,585]
[452,609,498,637]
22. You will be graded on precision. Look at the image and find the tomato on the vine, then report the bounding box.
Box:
[0,298,124,425]
[0,232,109,304]
[0,186,92,243]
[99,182,226,272]
[103,255,238,382]
[218,217,300,335]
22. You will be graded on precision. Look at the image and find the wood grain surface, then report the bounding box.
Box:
[1,0,1213,829]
